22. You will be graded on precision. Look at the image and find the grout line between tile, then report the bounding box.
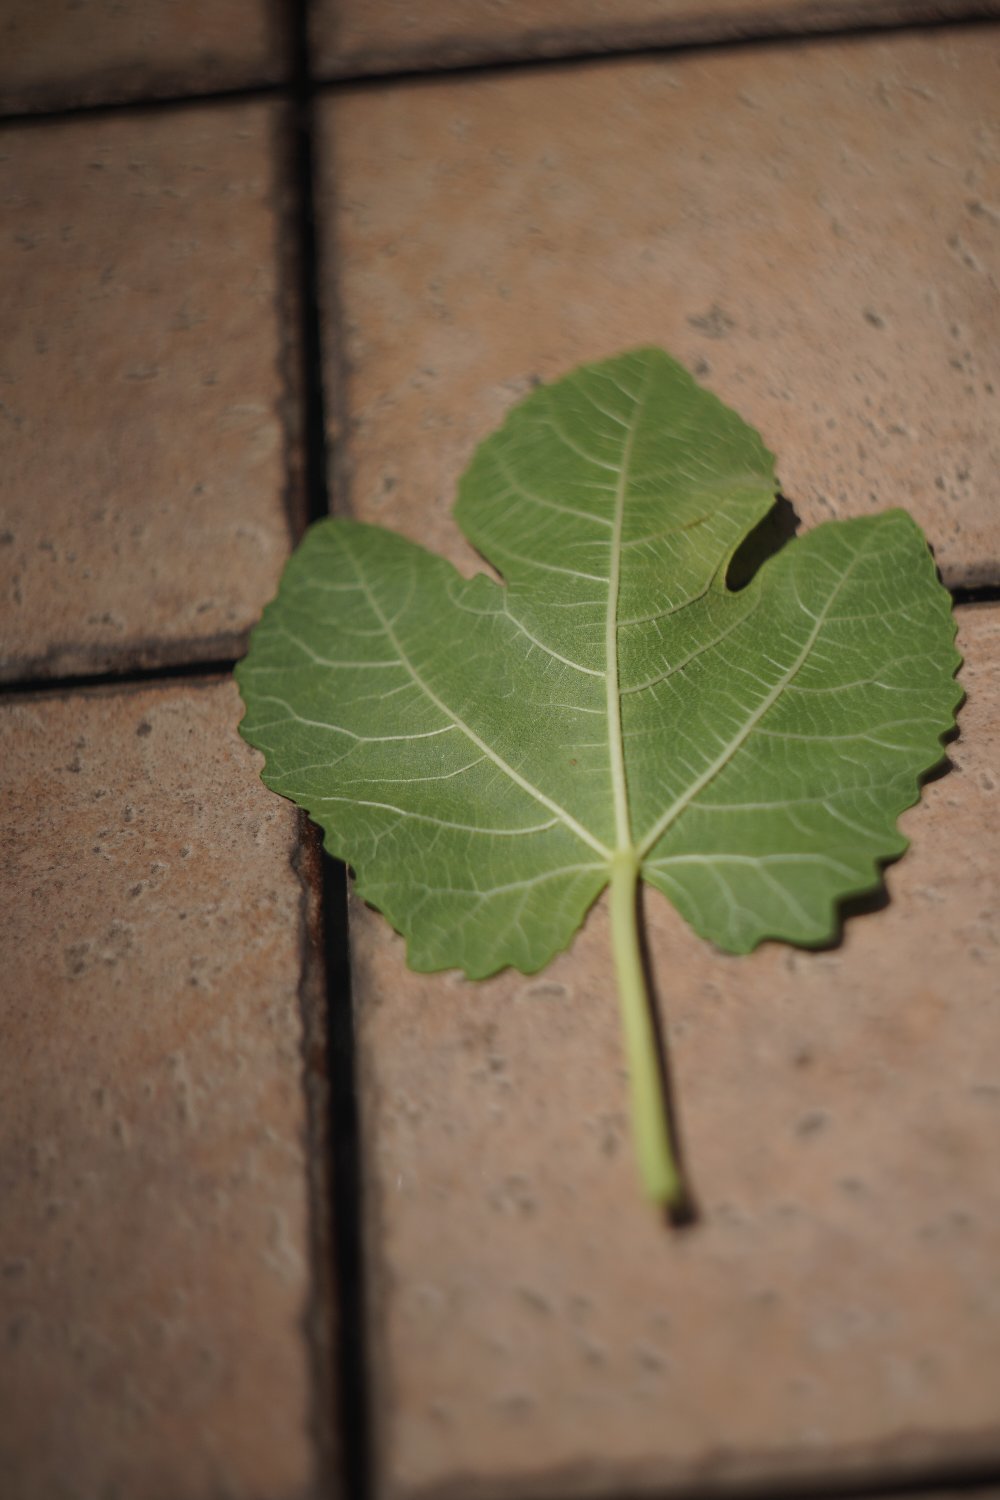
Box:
[951,584,1000,606]
[313,8,1000,94]
[0,657,239,701]
[290,1,373,1495]
[482,1456,1000,1500]
[0,80,289,131]
[746,1452,1000,1500]
[319,847,371,1500]
[3,8,998,131]
[291,818,340,1500]
[274,102,311,551]
[284,54,345,1490]
[310,108,354,526]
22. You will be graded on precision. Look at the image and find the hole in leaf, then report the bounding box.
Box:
[725,493,799,592]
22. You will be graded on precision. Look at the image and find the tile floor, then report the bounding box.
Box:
[1,5,999,1500]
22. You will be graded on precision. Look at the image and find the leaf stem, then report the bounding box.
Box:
[609,848,685,1209]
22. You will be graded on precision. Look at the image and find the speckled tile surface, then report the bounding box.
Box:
[1,0,290,114]
[322,27,1000,588]
[0,680,328,1500]
[314,0,1000,76]
[0,101,299,681]
[349,590,998,1500]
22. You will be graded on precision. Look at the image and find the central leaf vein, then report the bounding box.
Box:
[606,360,650,854]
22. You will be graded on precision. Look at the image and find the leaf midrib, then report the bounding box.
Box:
[605,359,649,856]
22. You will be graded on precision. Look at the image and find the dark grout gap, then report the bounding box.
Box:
[515,1454,1000,1500]
[316,8,1000,94]
[2,8,996,131]
[319,848,371,1500]
[292,65,332,534]
[316,139,356,525]
[290,2,373,1497]
[291,819,340,1500]
[0,655,237,699]
[0,79,290,131]
[952,583,1000,606]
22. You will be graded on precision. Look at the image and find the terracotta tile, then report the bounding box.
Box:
[0,101,299,682]
[322,28,1000,587]
[315,0,1000,75]
[0,680,329,1500]
[1,1,290,115]
[349,562,999,1500]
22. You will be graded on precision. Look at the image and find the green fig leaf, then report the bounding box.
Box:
[236,348,961,1206]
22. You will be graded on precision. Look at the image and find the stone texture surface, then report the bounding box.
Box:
[316,0,1000,76]
[0,680,327,1500]
[1,0,290,114]
[351,577,1000,1500]
[323,28,1000,588]
[0,101,299,681]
